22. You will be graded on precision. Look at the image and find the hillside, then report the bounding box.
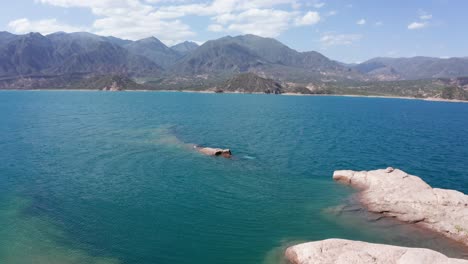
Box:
[0,31,468,97]
[0,32,161,78]
[355,57,468,80]
[216,73,283,94]
[169,38,267,75]
[168,35,359,82]
[125,37,181,68]
[171,41,199,56]
[71,75,146,91]
[326,77,468,100]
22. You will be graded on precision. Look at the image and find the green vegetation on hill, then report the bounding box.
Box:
[441,86,468,100]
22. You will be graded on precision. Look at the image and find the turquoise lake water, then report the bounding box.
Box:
[0,91,467,263]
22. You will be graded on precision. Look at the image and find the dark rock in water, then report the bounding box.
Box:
[195,146,232,158]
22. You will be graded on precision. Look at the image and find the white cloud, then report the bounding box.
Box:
[407,10,431,31]
[407,22,427,30]
[291,1,301,9]
[375,21,383,26]
[418,10,432,20]
[303,0,324,8]
[313,2,325,8]
[36,0,153,16]
[295,11,320,26]
[25,0,321,43]
[326,10,337,16]
[8,18,86,34]
[356,19,366,25]
[420,14,432,20]
[211,9,321,37]
[320,33,362,46]
[155,0,302,17]
[93,17,194,45]
[221,9,294,37]
[32,0,195,43]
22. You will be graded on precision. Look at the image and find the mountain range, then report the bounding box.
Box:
[356,57,468,81]
[1,31,468,93]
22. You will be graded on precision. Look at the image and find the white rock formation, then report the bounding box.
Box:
[333,168,468,246]
[195,146,232,158]
[285,239,468,264]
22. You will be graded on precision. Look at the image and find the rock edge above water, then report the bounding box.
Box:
[285,239,468,264]
[333,168,468,246]
[195,146,232,158]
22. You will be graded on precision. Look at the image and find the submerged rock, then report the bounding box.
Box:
[285,239,468,264]
[195,146,232,158]
[333,168,468,246]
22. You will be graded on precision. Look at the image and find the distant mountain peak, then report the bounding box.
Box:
[138,36,164,44]
[171,41,199,55]
[124,36,179,68]
[1,31,468,85]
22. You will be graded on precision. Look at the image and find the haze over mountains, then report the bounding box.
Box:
[0,30,468,97]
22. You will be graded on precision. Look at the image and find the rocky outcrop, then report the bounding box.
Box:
[285,239,468,264]
[333,168,468,246]
[216,73,283,94]
[195,146,232,158]
[102,81,122,91]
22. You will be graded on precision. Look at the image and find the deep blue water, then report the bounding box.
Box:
[0,91,467,264]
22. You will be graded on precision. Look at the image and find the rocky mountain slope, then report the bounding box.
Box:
[72,75,146,91]
[171,41,199,55]
[1,31,468,99]
[355,57,468,80]
[216,72,283,94]
[124,37,181,68]
[168,34,359,82]
[0,32,161,77]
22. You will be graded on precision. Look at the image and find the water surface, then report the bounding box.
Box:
[0,91,467,263]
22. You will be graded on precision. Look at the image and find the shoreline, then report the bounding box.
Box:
[353,192,468,253]
[0,88,467,103]
[333,169,468,248]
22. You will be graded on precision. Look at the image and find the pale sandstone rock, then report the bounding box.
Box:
[285,239,468,264]
[333,168,468,246]
[196,147,232,158]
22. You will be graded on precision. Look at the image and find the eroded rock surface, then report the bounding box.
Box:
[333,168,468,246]
[285,239,468,264]
[195,146,232,158]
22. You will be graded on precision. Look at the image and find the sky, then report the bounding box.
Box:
[0,0,467,63]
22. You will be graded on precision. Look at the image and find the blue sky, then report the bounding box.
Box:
[1,0,467,63]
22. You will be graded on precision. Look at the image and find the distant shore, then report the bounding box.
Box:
[1,89,467,103]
